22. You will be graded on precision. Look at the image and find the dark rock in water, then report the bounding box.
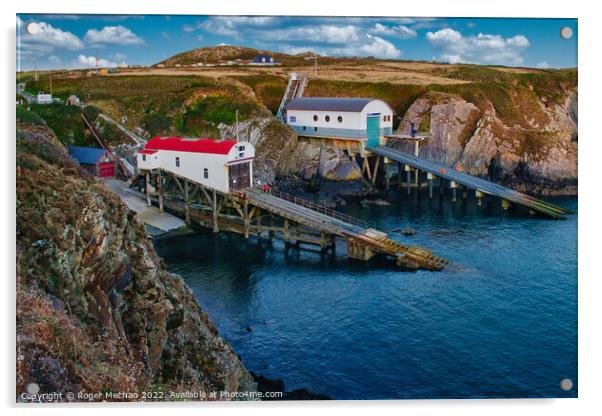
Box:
[246,326,253,332]
[401,226,417,236]
[251,372,331,401]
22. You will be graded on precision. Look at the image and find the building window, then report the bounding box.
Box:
[142,155,146,161]
[175,157,180,167]
[204,168,209,179]
[314,127,318,132]
[302,126,306,131]
[337,116,343,123]
[325,115,330,122]
[239,152,244,158]
[289,116,296,123]
[313,115,318,121]
[239,145,245,151]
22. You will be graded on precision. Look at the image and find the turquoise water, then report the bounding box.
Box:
[154,191,577,399]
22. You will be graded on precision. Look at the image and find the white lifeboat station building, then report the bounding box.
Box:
[284,97,394,147]
[137,137,255,193]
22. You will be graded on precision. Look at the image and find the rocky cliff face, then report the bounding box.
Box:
[392,89,578,195]
[219,117,369,196]
[17,122,256,401]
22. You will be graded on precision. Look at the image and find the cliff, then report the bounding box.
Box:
[391,85,577,195]
[16,121,256,401]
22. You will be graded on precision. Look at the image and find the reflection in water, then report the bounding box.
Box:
[155,191,577,399]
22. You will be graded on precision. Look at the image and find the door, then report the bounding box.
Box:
[229,162,251,191]
[366,115,380,147]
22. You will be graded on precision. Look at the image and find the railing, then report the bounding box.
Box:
[265,189,368,229]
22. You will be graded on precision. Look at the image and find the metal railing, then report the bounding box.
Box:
[264,189,368,229]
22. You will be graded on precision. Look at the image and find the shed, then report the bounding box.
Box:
[284,97,394,146]
[137,137,255,193]
[67,146,116,178]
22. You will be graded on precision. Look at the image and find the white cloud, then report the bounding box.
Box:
[48,55,61,64]
[77,54,124,68]
[280,34,401,59]
[263,25,361,44]
[536,61,551,69]
[369,23,417,39]
[84,25,145,45]
[199,16,277,36]
[426,28,530,65]
[20,21,84,50]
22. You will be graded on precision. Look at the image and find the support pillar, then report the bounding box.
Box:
[157,171,164,212]
[405,165,412,195]
[145,171,151,206]
[427,172,434,198]
[475,189,484,207]
[283,218,290,244]
[212,188,219,233]
[243,199,249,239]
[183,180,190,224]
[450,181,458,202]
[397,162,402,189]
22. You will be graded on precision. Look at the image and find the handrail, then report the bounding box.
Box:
[263,188,368,229]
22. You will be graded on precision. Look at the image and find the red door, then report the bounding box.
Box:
[98,162,115,178]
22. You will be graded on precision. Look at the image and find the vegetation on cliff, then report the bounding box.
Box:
[16,119,256,401]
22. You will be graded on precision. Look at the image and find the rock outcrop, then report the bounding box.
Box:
[391,89,578,195]
[17,122,256,401]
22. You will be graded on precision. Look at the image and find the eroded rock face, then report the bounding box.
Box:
[219,117,366,191]
[391,89,578,195]
[17,123,256,401]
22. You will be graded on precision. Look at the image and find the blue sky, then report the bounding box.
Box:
[16,15,578,70]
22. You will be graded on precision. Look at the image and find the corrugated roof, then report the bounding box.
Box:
[67,146,108,165]
[144,137,237,155]
[286,97,374,112]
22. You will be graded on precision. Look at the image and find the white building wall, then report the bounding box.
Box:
[137,141,255,194]
[286,99,393,131]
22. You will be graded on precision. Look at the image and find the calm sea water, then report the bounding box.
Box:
[154,191,578,400]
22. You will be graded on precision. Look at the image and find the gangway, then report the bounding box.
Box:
[276,72,308,122]
[369,145,573,219]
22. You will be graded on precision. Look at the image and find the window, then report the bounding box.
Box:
[175,157,180,167]
[337,116,343,123]
[142,155,146,161]
[289,116,297,123]
[325,115,330,122]
[239,152,244,158]
[302,126,306,131]
[238,145,245,151]
[313,115,318,121]
[314,127,318,132]
[203,168,209,179]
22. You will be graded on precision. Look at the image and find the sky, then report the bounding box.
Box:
[16,14,578,70]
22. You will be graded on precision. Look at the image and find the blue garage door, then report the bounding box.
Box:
[366,116,380,147]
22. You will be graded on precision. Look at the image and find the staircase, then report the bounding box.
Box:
[276,72,308,122]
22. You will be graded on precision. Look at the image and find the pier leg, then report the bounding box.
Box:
[184,180,191,224]
[397,162,402,189]
[283,218,290,244]
[145,172,151,206]
[475,189,484,207]
[212,188,219,233]
[427,172,434,199]
[371,156,380,185]
[406,165,412,195]
[450,181,458,202]
[157,170,164,212]
[243,199,249,239]
[385,164,390,191]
